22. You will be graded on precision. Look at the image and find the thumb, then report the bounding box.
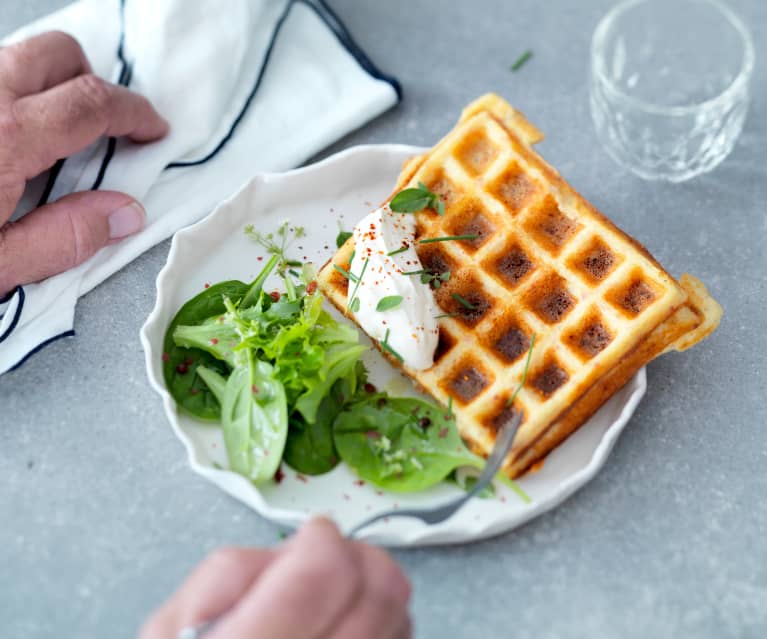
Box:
[0,190,145,295]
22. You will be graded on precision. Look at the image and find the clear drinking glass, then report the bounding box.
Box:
[590,0,755,182]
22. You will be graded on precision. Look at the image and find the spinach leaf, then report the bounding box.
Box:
[163,280,249,420]
[333,396,483,492]
[198,359,288,484]
[283,363,369,475]
[283,394,341,475]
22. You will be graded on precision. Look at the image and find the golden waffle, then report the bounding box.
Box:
[318,94,722,478]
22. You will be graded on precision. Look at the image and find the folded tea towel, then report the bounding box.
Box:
[0,0,400,374]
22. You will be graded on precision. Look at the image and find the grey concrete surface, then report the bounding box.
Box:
[1,1,765,638]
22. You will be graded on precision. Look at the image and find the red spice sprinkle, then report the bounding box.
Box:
[274,465,285,484]
[175,363,189,374]
[306,280,318,295]
[184,357,195,366]
[257,256,263,261]
[270,290,281,302]
[252,385,259,394]
[161,352,170,362]
[366,430,381,439]
[210,338,219,345]
[438,427,449,439]
[364,382,377,394]
[296,473,308,483]
[189,388,200,396]
[499,495,507,503]
[353,479,366,486]
[376,490,384,496]
[204,282,210,289]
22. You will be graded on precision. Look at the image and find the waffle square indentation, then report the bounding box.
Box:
[444,359,493,403]
[486,242,535,288]
[570,236,619,282]
[488,162,539,214]
[524,195,580,254]
[608,274,659,316]
[445,200,495,252]
[453,130,499,175]
[565,314,613,360]
[531,360,569,398]
[524,272,576,324]
[415,245,457,285]
[482,314,531,364]
[423,171,462,209]
[480,398,523,435]
[434,274,493,327]
[433,328,456,364]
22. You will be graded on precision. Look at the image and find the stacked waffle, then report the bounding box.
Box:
[318,94,721,478]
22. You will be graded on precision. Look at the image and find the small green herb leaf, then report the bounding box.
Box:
[419,234,479,244]
[333,264,358,283]
[451,292,476,310]
[346,258,368,311]
[390,182,444,215]
[387,245,409,257]
[350,297,361,313]
[380,328,404,363]
[506,333,536,407]
[376,295,403,312]
[336,230,353,248]
[511,49,533,72]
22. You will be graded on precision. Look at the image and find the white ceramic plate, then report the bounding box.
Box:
[141,145,646,547]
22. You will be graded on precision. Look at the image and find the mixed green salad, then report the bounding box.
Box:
[162,223,529,499]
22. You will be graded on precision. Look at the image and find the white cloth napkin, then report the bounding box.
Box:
[0,0,400,374]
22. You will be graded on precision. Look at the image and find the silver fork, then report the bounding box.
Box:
[177,412,522,639]
[346,409,523,537]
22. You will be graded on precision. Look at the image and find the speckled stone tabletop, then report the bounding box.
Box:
[2,1,765,638]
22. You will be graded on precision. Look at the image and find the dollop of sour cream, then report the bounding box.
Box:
[348,207,439,370]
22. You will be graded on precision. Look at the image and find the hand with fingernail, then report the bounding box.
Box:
[139,519,412,639]
[0,31,169,296]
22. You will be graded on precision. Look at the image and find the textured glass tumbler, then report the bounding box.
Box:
[590,0,754,182]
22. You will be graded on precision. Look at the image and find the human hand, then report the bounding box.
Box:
[0,31,168,296]
[139,518,412,639]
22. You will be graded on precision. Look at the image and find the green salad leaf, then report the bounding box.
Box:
[333,395,483,492]
[198,359,288,484]
[284,360,368,475]
[163,280,250,420]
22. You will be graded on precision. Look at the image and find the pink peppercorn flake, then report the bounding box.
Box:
[438,427,449,439]
[269,291,281,302]
[161,352,170,362]
[175,363,189,374]
[204,283,210,289]
[274,466,284,484]
[210,338,219,345]
[365,430,381,440]
[295,473,308,483]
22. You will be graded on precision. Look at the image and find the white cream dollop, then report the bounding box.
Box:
[348,207,439,370]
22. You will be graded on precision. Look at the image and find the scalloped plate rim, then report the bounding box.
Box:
[140,143,647,547]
